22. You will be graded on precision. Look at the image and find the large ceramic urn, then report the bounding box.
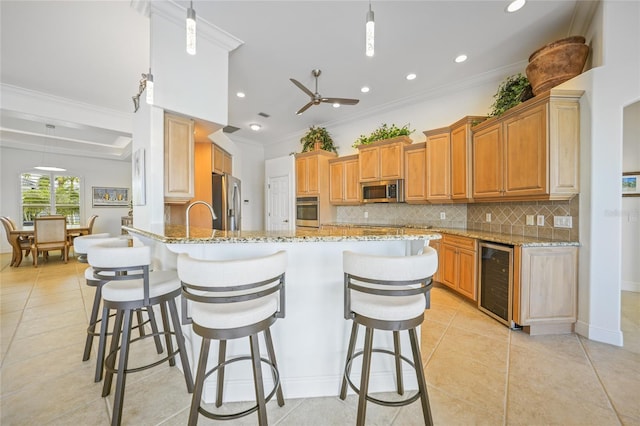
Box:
[525,36,590,95]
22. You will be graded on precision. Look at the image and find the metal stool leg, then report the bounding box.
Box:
[264,327,285,406]
[168,297,194,392]
[159,302,175,367]
[356,326,374,426]
[409,327,433,426]
[340,321,359,400]
[95,306,113,382]
[110,309,133,426]
[146,307,164,354]
[102,309,124,396]
[393,330,404,395]
[189,337,211,426]
[249,333,268,426]
[83,283,103,361]
[216,340,227,407]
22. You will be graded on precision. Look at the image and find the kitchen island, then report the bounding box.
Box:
[123,225,441,403]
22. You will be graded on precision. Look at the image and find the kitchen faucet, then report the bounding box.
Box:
[185,201,217,238]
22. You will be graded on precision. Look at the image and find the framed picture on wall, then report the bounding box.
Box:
[622,172,640,197]
[92,187,129,207]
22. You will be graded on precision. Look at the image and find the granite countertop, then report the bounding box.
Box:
[122,225,442,244]
[322,222,580,247]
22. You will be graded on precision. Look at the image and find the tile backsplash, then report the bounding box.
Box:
[336,196,579,242]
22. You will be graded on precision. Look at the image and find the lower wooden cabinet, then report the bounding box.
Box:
[439,233,478,301]
[513,245,578,334]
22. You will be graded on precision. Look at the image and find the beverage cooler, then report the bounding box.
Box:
[478,242,515,328]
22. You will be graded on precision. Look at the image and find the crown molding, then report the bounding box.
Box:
[150,1,243,53]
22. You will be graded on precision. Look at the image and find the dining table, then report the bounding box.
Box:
[8,225,90,267]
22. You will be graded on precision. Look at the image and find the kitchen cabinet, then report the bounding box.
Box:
[440,233,477,301]
[451,116,485,200]
[295,150,336,197]
[513,245,578,335]
[424,128,450,201]
[472,90,582,201]
[403,142,427,203]
[428,238,441,283]
[164,113,195,204]
[358,136,412,182]
[329,155,360,205]
[212,143,232,175]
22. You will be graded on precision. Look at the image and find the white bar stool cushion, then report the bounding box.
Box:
[73,233,113,254]
[101,270,180,302]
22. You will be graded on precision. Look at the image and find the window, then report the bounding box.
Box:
[21,173,81,225]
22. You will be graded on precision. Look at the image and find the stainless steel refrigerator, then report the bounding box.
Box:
[212,174,241,231]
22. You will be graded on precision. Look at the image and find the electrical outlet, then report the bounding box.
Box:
[364,211,368,219]
[537,215,545,226]
[553,216,573,228]
[440,212,446,220]
[486,213,492,222]
[526,215,535,226]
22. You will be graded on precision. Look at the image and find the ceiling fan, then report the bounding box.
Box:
[290,69,360,115]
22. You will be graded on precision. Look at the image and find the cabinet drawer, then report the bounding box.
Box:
[442,234,477,251]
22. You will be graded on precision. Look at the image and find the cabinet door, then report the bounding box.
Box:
[503,104,547,196]
[472,122,503,198]
[426,132,451,200]
[329,161,345,203]
[429,240,441,283]
[451,124,470,199]
[307,155,319,193]
[344,159,360,203]
[359,146,379,182]
[457,248,477,301]
[212,144,224,175]
[379,143,403,180]
[295,157,308,195]
[223,152,233,175]
[441,244,458,290]
[164,114,194,203]
[404,146,427,202]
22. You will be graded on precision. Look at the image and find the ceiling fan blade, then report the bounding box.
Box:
[321,97,360,105]
[290,78,315,98]
[296,101,314,115]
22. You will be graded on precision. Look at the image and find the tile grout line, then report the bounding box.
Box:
[576,335,625,425]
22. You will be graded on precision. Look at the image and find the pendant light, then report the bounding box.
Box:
[34,124,67,172]
[144,69,154,105]
[365,1,375,57]
[186,1,197,55]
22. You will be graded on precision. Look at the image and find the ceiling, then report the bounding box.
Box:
[0,0,586,161]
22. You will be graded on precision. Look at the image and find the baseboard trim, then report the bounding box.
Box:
[575,320,624,346]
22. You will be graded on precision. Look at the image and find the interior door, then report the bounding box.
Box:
[267,174,291,231]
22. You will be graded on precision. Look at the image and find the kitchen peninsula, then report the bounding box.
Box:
[123,224,441,403]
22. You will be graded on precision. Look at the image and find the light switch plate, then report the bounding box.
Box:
[553,216,573,228]
[364,211,368,219]
[486,213,492,222]
[526,215,535,226]
[440,212,446,220]
[537,215,545,226]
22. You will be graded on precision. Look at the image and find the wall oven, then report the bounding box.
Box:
[296,196,319,228]
[478,242,515,328]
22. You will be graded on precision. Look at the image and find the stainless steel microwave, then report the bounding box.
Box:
[361,180,405,203]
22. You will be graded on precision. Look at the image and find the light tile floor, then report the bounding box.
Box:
[1,253,638,425]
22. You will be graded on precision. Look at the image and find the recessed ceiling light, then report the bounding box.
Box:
[236,92,245,98]
[333,103,340,108]
[406,73,417,81]
[455,54,468,63]
[249,123,261,131]
[506,0,526,13]
[361,86,370,93]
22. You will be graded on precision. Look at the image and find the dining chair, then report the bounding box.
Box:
[0,216,31,267]
[68,214,99,247]
[31,216,69,267]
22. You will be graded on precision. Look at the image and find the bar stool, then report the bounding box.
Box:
[177,251,287,426]
[340,247,438,426]
[88,239,194,426]
[76,235,164,382]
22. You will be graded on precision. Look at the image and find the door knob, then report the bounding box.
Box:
[283,219,289,223]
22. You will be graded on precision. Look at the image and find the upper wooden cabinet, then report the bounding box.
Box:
[357,136,412,182]
[404,142,427,203]
[423,116,485,202]
[295,150,336,196]
[329,155,360,205]
[472,90,582,201]
[164,113,195,204]
[424,128,451,201]
[212,143,232,175]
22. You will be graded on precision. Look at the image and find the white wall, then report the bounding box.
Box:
[0,146,131,253]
